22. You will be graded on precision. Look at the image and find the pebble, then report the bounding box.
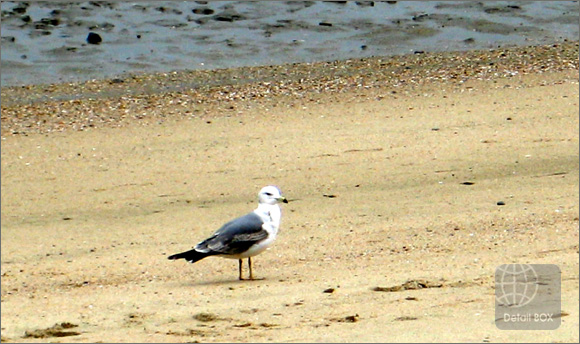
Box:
[355,1,375,7]
[12,4,28,14]
[39,18,60,26]
[192,8,214,15]
[86,32,102,44]
[213,10,244,22]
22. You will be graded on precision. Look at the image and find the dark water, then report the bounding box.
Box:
[1,1,578,87]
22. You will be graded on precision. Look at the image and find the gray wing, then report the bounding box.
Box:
[195,212,268,255]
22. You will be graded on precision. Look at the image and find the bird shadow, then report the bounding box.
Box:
[180,277,268,287]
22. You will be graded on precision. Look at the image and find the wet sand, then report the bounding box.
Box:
[1,43,579,342]
[1,1,578,86]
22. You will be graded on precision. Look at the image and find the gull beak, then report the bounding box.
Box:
[279,196,288,204]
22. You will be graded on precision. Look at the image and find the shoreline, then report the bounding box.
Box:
[2,1,577,87]
[1,41,578,136]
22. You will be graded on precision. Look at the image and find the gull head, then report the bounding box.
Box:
[258,185,288,205]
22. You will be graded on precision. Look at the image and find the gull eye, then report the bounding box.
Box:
[264,192,273,196]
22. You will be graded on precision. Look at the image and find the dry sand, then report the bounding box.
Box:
[1,45,579,342]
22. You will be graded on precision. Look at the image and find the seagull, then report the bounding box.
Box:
[168,185,288,280]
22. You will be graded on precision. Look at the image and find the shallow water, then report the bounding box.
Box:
[1,1,578,87]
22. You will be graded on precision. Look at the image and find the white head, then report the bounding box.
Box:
[258,185,288,205]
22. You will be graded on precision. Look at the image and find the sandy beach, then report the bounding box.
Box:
[1,43,579,342]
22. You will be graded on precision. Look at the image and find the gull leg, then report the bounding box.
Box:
[238,259,244,280]
[248,257,254,280]
[247,257,265,280]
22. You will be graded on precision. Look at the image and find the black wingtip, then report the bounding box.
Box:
[166,249,210,264]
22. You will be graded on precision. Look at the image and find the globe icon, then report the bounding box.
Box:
[496,264,539,308]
